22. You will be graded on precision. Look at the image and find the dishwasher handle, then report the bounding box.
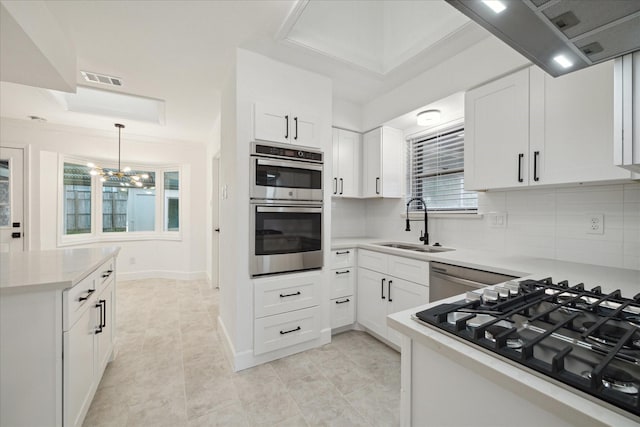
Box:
[431,271,487,290]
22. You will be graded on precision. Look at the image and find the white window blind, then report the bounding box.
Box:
[407,124,477,212]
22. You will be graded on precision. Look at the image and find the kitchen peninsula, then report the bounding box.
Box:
[1,247,120,427]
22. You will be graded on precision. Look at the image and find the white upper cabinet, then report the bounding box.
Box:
[465,63,632,191]
[332,128,361,198]
[529,61,630,185]
[362,126,404,198]
[254,102,319,147]
[464,68,530,191]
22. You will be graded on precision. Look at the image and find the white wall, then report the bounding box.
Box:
[360,182,640,270]
[332,97,362,132]
[362,36,529,131]
[0,117,208,279]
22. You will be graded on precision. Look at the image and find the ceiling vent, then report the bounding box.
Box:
[80,70,122,87]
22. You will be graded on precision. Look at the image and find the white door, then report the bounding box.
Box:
[362,129,382,198]
[356,267,388,339]
[331,128,340,196]
[254,102,290,144]
[212,157,220,289]
[337,129,361,198]
[387,278,428,347]
[292,111,318,148]
[464,68,530,190]
[0,147,24,252]
[529,62,630,185]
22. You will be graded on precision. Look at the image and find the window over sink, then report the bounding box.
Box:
[406,122,477,213]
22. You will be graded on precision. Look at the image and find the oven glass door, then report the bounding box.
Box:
[253,158,322,201]
[254,205,322,256]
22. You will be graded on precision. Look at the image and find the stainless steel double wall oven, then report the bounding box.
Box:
[250,141,323,277]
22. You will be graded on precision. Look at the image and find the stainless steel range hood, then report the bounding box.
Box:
[446,0,640,77]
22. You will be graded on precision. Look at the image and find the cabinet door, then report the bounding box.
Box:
[362,128,382,197]
[356,267,388,339]
[465,68,530,190]
[380,127,403,197]
[386,278,428,347]
[529,63,631,185]
[254,102,290,144]
[95,280,114,374]
[332,128,340,196]
[64,305,96,427]
[292,111,319,148]
[337,129,361,197]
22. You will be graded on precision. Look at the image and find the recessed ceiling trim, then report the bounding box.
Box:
[275,0,310,41]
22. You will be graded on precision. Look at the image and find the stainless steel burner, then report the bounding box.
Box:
[582,370,640,395]
[485,324,524,350]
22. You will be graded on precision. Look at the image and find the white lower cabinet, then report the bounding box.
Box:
[254,306,321,355]
[63,305,96,427]
[64,262,116,427]
[330,248,356,329]
[357,250,428,347]
[253,271,322,355]
[0,255,117,427]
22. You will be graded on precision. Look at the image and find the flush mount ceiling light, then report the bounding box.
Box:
[481,0,506,14]
[88,124,149,187]
[417,109,441,126]
[553,54,574,69]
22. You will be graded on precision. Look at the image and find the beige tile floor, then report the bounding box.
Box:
[83,278,401,427]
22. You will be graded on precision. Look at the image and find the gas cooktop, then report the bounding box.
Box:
[415,278,640,417]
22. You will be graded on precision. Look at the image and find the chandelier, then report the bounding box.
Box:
[88,123,148,187]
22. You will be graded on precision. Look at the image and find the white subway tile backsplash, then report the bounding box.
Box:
[331,182,640,270]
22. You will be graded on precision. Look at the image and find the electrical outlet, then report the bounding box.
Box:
[586,213,604,235]
[488,212,507,228]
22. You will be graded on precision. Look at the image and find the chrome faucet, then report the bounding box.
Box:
[406,197,429,245]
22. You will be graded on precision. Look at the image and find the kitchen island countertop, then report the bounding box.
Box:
[0,246,121,294]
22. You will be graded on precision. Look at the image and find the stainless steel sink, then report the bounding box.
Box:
[374,242,454,253]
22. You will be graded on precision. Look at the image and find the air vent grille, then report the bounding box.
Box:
[80,71,122,87]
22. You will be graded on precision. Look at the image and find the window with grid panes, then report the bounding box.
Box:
[63,163,92,234]
[407,124,477,212]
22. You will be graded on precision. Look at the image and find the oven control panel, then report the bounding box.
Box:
[254,144,323,162]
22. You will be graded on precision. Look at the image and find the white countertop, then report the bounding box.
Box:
[332,237,640,295]
[388,300,640,427]
[332,237,640,425]
[0,247,121,294]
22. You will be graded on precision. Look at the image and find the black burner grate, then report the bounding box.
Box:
[415,278,640,417]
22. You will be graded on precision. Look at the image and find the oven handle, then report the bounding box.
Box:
[256,206,322,214]
[255,157,323,171]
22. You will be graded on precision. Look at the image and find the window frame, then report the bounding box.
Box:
[57,155,183,246]
[405,120,477,214]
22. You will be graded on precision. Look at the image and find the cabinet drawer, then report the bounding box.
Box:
[387,254,429,285]
[330,268,355,299]
[254,272,321,318]
[331,248,355,269]
[64,273,97,331]
[254,306,321,355]
[358,249,388,272]
[96,259,115,289]
[330,296,355,329]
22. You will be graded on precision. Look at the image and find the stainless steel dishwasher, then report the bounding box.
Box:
[429,262,519,302]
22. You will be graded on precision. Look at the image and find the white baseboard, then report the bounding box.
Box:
[218,324,332,372]
[117,270,207,281]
